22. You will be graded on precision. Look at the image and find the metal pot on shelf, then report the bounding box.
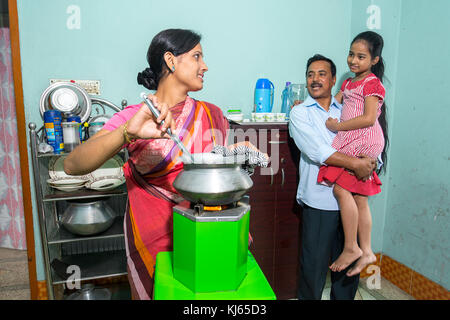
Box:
[172,153,253,206]
[60,198,115,236]
[66,284,111,300]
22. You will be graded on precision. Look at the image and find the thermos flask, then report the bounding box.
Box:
[254,78,274,113]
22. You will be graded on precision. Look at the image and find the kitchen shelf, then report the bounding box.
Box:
[51,250,127,285]
[37,148,127,158]
[29,122,129,299]
[47,216,125,245]
[43,185,127,202]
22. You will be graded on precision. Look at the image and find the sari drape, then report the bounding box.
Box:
[104,97,229,299]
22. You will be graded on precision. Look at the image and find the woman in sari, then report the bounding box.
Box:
[64,29,235,299]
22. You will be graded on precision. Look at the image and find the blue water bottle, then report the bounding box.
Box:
[254,78,274,112]
[281,82,291,120]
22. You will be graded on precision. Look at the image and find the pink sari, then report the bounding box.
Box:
[103,97,229,299]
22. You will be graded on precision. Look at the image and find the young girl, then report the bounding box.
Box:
[317,31,389,277]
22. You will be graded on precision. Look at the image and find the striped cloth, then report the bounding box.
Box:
[318,73,386,195]
[331,73,385,159]
[211,144,269,167]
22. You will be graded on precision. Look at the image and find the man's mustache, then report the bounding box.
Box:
[310,82,322,88]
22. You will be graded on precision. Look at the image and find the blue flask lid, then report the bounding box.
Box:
[256,78,273,89]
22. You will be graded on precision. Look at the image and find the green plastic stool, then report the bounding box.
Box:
[153,251,276,300]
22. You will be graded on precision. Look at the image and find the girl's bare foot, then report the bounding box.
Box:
[346,252,377,277]
[330,247,362,272]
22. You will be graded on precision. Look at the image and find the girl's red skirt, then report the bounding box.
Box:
[317,165,382,196]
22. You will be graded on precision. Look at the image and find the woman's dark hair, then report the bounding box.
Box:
[352,31,388,174]
[137,29,201,90]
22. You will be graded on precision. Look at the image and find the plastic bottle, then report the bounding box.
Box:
[44,110,64,154]
[280,82,291,120]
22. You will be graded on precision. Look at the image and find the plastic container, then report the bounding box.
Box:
[281,82,291,120]
[226,109,244,122]
[62,122,81,153]
[66,115,83,142]
[44,110,64,154]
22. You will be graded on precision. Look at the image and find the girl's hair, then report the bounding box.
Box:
[352,31,389,173]
[137,29,201,90]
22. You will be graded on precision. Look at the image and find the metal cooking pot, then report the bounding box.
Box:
[66,284,111,300]
[173,153,253,205]
[60,198,115,236]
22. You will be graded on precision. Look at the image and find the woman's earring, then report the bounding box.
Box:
[171,66,175,72]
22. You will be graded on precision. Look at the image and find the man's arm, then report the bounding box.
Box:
[289,107,336,165]
[289,106,376,180]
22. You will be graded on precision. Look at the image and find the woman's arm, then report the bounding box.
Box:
[64,127,127,175]
[326,95,379,132]
[64,94,175,175]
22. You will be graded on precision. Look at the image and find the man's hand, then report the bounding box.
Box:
[352,154,377,180]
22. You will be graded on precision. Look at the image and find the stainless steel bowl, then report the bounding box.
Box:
[60,198,115,236]
[173,153,253,205]
[40,82,92,123]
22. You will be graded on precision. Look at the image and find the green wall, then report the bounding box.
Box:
[383,0,450,289]
[349,0,402,269]
[17,0,448,290]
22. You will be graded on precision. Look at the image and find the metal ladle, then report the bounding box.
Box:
[140,93,194,162]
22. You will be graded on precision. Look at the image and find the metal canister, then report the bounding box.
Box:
[44,110,64,154]
[66,115,83,142]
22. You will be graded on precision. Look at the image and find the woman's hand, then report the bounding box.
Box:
[126,94,176,140]
[325,117,340,132]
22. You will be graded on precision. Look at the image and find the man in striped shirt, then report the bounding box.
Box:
[289,54,376,300]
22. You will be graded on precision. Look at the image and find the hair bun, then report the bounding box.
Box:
[137,67,157,90]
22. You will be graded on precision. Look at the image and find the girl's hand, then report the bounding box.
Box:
[325,117,340,132]
[125,94,176,140]
[291,100,303,109]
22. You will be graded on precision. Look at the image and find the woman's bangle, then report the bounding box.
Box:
[123,121,136,144]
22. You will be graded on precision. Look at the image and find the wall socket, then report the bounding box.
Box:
[50,79,101,95]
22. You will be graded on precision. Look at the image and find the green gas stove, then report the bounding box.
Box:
[153,196,275,300]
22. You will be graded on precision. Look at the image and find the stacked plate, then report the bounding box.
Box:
[48,155,125,192]
[85,156,126,191]
[47,177,88,192]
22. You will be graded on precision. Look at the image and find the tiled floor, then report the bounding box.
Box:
[321,269,415,300]
[0,248,31,300]
[0,248,414,300]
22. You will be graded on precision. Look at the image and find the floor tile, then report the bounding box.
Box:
[0,260,30,287]
[358,287,377,300]
[359,276,415,300]
[0,248,28,262]
[0,287,31,300]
